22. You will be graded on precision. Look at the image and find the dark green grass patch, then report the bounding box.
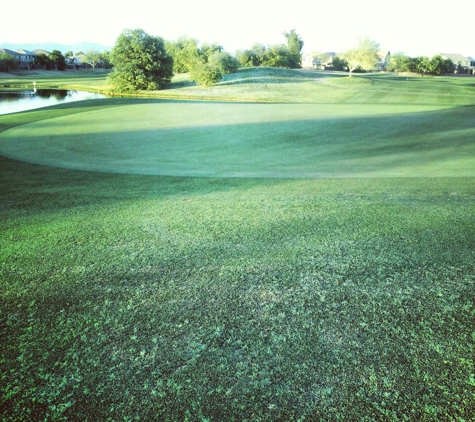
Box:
[1,156,474,421]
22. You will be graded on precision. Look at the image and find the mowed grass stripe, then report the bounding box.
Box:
[1,101,473,177]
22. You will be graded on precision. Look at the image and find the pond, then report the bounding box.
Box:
[0,89,106,116]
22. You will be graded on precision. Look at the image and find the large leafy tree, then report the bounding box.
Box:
[284,29,304,68]
[235,49,259,67]
[411,56,432,76]
[344,36,380,76]
[236,44,267,67]
[165,36,200,73]
[236,30,303,70]
[430,55,454,75]
[388,52,411,74]
[261,44,291,68]
[109,29,173,91]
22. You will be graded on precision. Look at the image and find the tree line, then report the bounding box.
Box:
[312,37,456,77]
[1,28,304,90]
[106,28,305,91]
[387,53,455,76]
[0,29,462,92]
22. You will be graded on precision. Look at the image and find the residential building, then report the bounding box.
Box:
[377,51,391,71]
[440,53,475,74]
[303,50,390,71]
[302,52,337,69]
[0,48,39,69]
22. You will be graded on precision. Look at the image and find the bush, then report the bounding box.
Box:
[208,51,239,74]
[189,62,222,86]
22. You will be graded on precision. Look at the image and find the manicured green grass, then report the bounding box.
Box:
[0,69,113,92]
[1,69,475,420]
[1,99,474,178]
[2,67,475,104]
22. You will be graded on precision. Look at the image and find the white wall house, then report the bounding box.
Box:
[440,53,475,74]
[0,48,38,69]
[377,51,391,71]
[302,52,337,69]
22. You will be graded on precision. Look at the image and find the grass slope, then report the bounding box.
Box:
[0,100,474,178]
[1,69,475,421]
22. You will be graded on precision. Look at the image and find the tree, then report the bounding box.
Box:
[388,52,411,74]
[261,44,291,68]
[199,43,223,63]
[0,53,18,72]
[284,29,304,68]
[430,55,454,75]
[109,29,173,91]
[49,50,66,71]
[344,36,380,76]
[208,51,239,74]
[83,49,102,69]
[235,49,257,67]
[34,53,53,70]
[411,56,431,76]
[100,51,112,69]
[165,36,200,73]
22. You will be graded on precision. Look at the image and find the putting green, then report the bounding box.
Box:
[1,100,474,178]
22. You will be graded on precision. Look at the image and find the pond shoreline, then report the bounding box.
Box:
[0,89,107,115]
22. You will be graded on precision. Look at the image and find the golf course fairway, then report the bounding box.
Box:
[1,69,475,421]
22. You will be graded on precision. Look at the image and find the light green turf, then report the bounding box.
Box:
[0,99,474,177]
[1,68,474,179]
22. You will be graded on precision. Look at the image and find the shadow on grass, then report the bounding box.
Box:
[1,150,474,420]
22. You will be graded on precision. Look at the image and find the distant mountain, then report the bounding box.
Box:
[0,42,112,54]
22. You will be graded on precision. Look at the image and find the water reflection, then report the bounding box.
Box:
[36,89,69,100]
[0,89,106,115]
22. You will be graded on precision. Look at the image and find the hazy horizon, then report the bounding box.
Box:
[2,0,473,58]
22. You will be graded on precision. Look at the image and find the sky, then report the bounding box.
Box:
[2,0,474,58]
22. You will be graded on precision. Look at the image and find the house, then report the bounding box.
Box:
[34,49,50,56]
[0,48,23,62]
[440,53,475,74]
[303,50,390,71]
[15,49,38,69]
[0,48,41,69]
[377,51,390,71]
[302,52,337,69]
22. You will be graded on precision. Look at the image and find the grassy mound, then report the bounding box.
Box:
[1,69,475,420]
[1,100,474,178]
